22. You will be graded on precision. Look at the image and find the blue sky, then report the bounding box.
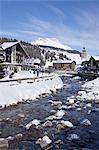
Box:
[0,0,99,55]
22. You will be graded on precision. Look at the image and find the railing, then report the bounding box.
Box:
[0,75,55,83]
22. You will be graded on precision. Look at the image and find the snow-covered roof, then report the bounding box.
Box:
[44,61,53,68]
[81,55,91,62]
[33,58,41,64]
[0,42,29,57]
[0,42,18,50]
[82,55,99,62]
[0,46,3,50]
[53,59,73,64]
[66,53,81,65]
[32,38,73,50]
[92,56,99,61]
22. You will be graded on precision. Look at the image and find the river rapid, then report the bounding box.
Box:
[0,76,99,150]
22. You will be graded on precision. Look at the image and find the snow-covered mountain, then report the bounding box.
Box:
[31,38,73,50]
[32,38,82,65]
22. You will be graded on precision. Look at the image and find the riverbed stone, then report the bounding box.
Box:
[43,120,53,127]
[26,119,40,130]
[55,110,65,118]
[14,133,23,139]
[36,135,52,149]
[56,123,65,132]
[67,133,80,141]
[86,103,92,108]
[17,113,25,118]
[50,109,56,115]
[61,120,74,128]
[28,125,43,139]
[0,138,9,149]
[81,119,91,126]
[87,110,92,115]
[76,107,82,111]
[68,98,75,104]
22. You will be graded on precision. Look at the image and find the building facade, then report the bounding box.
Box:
[53,60,76,71]
[0,42,29,71]
[0,42,28,64]
[82,56,99,73]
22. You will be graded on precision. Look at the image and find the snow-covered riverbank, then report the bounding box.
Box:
[0,72,63,107]
[76,77,99,102]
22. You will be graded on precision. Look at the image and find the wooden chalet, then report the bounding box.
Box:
[53,60,76,71]
[0,42,29,71]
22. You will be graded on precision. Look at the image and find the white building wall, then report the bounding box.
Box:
[11,45,16,64]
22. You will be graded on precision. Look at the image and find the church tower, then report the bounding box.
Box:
[81,47,87,59]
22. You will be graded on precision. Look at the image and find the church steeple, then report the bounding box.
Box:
[81,47,87,59]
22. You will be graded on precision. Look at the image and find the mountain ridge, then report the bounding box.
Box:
[31,38,73,50]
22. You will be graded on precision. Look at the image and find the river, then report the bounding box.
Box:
[0,76,99,150]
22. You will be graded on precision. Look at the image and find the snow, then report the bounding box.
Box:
[48,100,62,106]
[68,98,75,104]
[81,55,99,63]
[77,78,99,101]
[0,71,63,107]
[67,53,81,64]
[32,38,73,50]
[0,42,18,50]
[55,110,65,118]
[36,135,52,148]
[67,134,80,140]
[91,56,99,61]
[53,59,73,64]
[81,119,91,126]
[32,38,82,65]
[42,120,52,127]
[43,60,53,69]
[22,58,41,66]
[26,119,40,129]
[42,136,52,144]
[1,71,50,81]
[33,58,41,64]
[61,120,74,128]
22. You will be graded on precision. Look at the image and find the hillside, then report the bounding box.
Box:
[32,38,73,50]
[32,38,81,65]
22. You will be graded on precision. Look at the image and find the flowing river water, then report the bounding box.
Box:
[0,76,99,150]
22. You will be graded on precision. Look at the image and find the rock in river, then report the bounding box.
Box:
[43,120,53,127]
[67,134,80,141]
[36,135,52,149]
[26,119,40,129]
[81,119,91,126]
[55,110,65,118]
[60,120,74,128]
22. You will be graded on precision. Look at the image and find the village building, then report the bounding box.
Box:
[53,60,76,71]
[81,47,87,59]
[25,57,41,69]
[87,56,99,70]
[81,56,99,73]
[0,42,30,71]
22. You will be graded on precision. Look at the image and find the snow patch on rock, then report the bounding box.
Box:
[26,119,40,129]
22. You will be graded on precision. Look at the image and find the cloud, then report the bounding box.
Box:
[17,9,99,54]
[19,16,52,33]
[45,4,65,18]
[0,30,15,36]
[18,30,46,37]
[1,6,99,55]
